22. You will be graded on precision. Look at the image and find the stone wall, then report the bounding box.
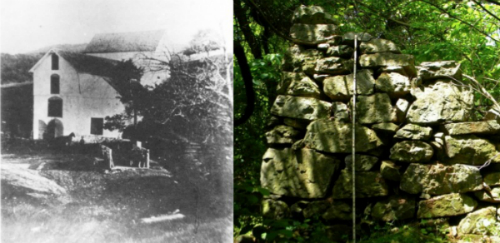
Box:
[260,5,500,241]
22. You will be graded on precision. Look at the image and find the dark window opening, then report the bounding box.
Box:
[90,118,104,135]
[48,97,63,117]
[51,74,60,94]
[51,54,59,70]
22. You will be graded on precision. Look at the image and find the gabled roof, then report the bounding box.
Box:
[84,30,165,53]
[29,49,130,96]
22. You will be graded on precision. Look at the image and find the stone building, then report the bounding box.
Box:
[30,30,170,141]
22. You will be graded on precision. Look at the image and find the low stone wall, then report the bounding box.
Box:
[260,5,500,241]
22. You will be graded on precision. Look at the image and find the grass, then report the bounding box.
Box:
[1,141,232,243]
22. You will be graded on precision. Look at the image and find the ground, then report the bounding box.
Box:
[1,140,232,243]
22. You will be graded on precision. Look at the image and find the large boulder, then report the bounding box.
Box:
[303,119,383,153]
[292,5,336,24]
[417,61,462,81]
[323,69,375,101]
[261,148,341,198]
[394,124,433,141]
[345,154,379,171]
[332,169,389,199]
[389,141,434,163]
[265,125,301,145]
[286,74,321,98]
[360,39,400,54]
[457,207,499,235]
[407,80,474,124]
[371,196,416,221]
[444,135,500,165]
[315,57,353,75]
[353,93,396,124]
[359,53,415,76]
[400,163,483,195]
[283,45,323,73]
[444,120,500,135]
[271,95,331,121]
[290,24,339,45]
[417,193,477,218]
[375,72,411,98]
[1,164,70,205]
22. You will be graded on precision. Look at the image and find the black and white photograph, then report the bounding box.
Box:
[1,0,233,242]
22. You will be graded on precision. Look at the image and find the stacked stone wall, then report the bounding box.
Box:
[260,5,500,241]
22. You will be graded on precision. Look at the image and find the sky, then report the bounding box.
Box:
[0,0,232,54]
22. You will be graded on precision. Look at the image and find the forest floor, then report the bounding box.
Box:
[1,141,231,243]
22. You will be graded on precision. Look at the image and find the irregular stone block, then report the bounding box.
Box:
[354,93,396,124]
[322,201,352,221]
[484,172,500,186]
[417,193,477,218]
[394,124,433,141]
[261,148,341,198]
[323,69,375,101]
[389,141,433,163]
[326,45,354,58]
[407,80,473,124]
[400,163,483,195]
[395,99,410,123]
[372,123,399,134]
[286,74,321,98]
[292,5,337,24]
[375,72,410,98]
[290,24,339,45]
[342,32,373,45]
[379,66,408,76]
[283,45,323,73]
[345,154,379,171]
[380,160,401,181]
[283,118,310,130]
[457,207,499,235]
[332,169,389,199]
[360,39,401,54]
[418,61,462,81]
[271,95,331,121]
[262,199,290,219]
[315,57,353,75]
[303,119,383,153]
[371,196,416,221]
[444,120,500,135]
[474,187,500,203]
[444,135,500,165]
[278,72,305,95]
[359,53,415,76]
[265,125,301,145]
[331,102,350,122]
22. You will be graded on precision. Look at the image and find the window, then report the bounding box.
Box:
[90,118,104,135]
[51,54,59,70]
[51,74,60,94]
[48,97,62,117]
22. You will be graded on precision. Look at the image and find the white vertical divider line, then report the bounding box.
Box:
[352,34,358,243]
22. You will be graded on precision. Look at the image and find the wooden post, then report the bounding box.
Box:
[146,149,150,168]
[108,148,114,169]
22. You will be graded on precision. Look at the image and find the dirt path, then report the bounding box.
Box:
[1,150,231,243]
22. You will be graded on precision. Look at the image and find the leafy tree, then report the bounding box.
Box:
[234,0,500,241]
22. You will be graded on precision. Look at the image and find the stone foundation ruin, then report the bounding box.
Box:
[260,5,500,241]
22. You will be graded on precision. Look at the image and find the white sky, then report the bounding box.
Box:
[0,0,233,54]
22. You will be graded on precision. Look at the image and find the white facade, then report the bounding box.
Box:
[31,50,125,141]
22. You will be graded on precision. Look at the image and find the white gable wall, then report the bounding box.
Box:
[32,53,125,141]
